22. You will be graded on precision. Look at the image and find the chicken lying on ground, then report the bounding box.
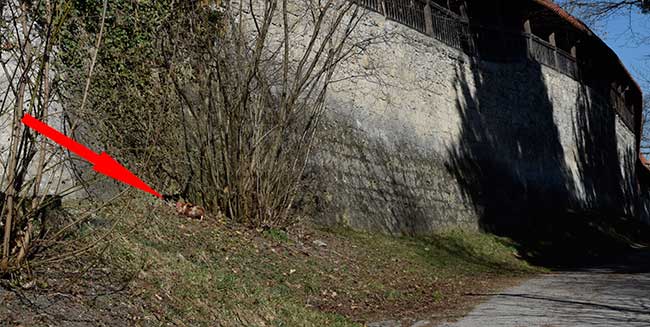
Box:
[175,202,206,220]
[161,194,207,221]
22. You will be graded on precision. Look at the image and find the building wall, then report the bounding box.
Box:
[2,2,639,231]
[309,12,638,235]
[0,59,76,197]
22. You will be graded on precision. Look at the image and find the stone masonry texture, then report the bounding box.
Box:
[307,11,638,235]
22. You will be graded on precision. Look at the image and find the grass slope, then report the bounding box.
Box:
[97,196,538,326]
[1,196,540,326]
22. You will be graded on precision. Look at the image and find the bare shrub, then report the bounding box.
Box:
[0,0,115,274]
[159,0,363,228]
[1,0,65,272]
[57,0,365,228]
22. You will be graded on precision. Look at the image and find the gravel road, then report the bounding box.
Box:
[438,249,650,327]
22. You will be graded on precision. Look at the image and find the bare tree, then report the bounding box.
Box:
[0,0,109,274]
[557,0,649,21]
[158,0,365,228]
[1,0,48,272]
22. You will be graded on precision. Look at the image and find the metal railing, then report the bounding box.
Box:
[384,0,426,33]
[612,90,636,131]
[354,1,579,77]
[357,0,383,12]
[353,0,636,132]
[556,49,578,78]
[528,34,556,68]
[430,12,469,50]
[473,27,527,62]
[527,34,578,79]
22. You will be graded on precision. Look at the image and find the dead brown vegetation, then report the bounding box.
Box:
[2,0,367,273]
[0,0,116,275]
[60,0,367,229]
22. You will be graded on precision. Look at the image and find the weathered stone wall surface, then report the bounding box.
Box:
[0,59,76,197]
[3,3,638,231]
[309,10,638,235]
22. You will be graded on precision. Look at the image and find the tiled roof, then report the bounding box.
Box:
[533,0,642,97]
[533,0,591,34]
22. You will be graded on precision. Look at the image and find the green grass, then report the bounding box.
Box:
[93,196,540,326]
[263,228,290,243]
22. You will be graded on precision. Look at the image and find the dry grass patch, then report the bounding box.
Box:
[97,196,539,325]
[2,196,541,326]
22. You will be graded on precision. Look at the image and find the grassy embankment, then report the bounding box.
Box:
[2,195,540,326]
[92,195,539,326]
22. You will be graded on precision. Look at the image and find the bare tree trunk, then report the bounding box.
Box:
[1,1,31,271]
[32,0,53,208]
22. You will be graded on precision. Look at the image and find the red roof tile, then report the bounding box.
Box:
[533,0,590,33]
[533,0,642,97]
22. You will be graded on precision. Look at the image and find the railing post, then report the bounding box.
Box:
[380,0,386,16]
[459,1,467,18]
[459,2,473,53]
[549,32,558,69]
[424,0,433,36]
[523,19,532,59]
[570,44,578,77]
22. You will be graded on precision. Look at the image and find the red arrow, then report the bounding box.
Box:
[21,113,162,198]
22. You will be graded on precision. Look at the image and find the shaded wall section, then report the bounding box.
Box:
[307,10,638,236]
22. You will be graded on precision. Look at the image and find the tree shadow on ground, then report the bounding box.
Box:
[412,233,534,274]
[456,248,650,326]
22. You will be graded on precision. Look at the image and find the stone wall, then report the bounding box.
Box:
[2,2,639,233]
[308,10,638,235]
[0,59,77,197]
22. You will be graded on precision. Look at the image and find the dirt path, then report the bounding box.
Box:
[438,249,650,327]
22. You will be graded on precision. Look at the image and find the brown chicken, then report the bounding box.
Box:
[175,202,206,220]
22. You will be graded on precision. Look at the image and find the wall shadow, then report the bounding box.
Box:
[445,54,645,265]
[447,57,574,233]
[573,84,637,217]
[300,4,650,267]
[305,113,475,235]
